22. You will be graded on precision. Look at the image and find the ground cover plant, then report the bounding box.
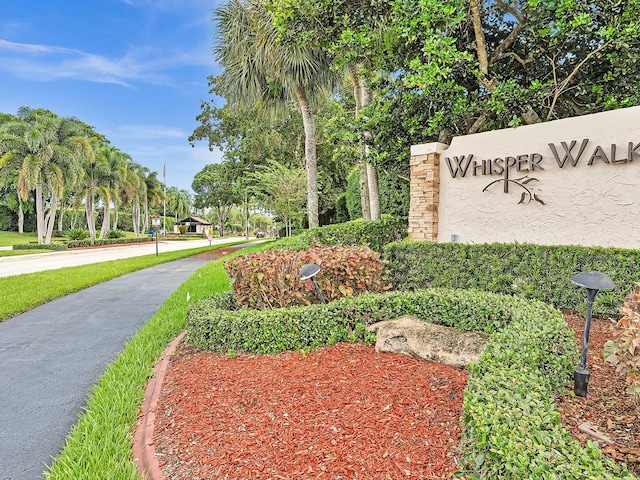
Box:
[0,241,247,322]
[43,243,263,480]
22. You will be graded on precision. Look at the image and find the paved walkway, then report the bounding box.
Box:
[0,240,253,479]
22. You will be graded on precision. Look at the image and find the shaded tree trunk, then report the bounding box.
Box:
[294,84,319,228]
[350,65,381,220]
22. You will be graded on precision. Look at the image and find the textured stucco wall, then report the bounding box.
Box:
[411,107,640,248]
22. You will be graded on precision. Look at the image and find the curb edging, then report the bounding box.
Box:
[132,332,186,480]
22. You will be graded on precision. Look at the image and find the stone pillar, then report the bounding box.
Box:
[408,143,448,241]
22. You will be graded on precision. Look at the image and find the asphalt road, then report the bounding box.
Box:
[0,236,247,278]
[0,237,255,479]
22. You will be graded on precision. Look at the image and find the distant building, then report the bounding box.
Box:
[173,216,212,234]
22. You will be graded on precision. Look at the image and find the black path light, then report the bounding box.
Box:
[570,270,616,398]
[299,263,326,304]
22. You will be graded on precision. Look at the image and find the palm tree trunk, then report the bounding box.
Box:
[113,199,119,231]
[85,192,97,241]
[143,199,149,233]
[35,182,45,244]
[17,193,24,234]
[44,195,57,244]
[294,84,319,228]
[99,203,110,239]
[57,201,65,231]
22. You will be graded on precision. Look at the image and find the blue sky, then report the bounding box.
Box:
[0,0,225,192]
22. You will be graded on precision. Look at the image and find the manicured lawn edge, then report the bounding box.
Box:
[43,243,265,479]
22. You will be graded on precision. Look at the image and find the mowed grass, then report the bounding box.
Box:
[0,249,57,257]
[44,242,266,480]
[0,230,39,246]
[0,241,248,322]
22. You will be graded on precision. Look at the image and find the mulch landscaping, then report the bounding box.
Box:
[153,343,468,479]
[151,250,640,478]
[556,311,640,474]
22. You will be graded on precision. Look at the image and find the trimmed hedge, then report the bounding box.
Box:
[186,288,634,478]
[13,242,68,251]
[12,237,154,250]
[271,216,407,252]
[384,241,640,316]
[67,237,153,248]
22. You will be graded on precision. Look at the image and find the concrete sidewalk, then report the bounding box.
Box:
[0,256,211,480]
[0,236,248,278]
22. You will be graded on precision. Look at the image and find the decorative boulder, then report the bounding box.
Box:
[366,315,490,368]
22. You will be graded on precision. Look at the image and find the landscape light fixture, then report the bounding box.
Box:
[570,270,615,398]
[299,263,326,304]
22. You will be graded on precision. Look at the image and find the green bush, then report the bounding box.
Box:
[105,229,126,239]
[65,228,90,241]
[384,241,640,316]
[187,288,633,478]
[187,289,516,354]
[345,167,410,219]
[271,216,407,252]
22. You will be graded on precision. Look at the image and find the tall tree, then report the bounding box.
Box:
[251,159,306,236]
[213,0,337,228]
[192,163,239,236]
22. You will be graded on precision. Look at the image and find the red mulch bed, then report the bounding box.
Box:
[556,311,640,473]
[153,343,468,479]
[150,253,640,479]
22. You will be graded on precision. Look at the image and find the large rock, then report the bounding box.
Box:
[366,315,489,368]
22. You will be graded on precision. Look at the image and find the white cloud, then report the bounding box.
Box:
[108,124,187,140]
[0,38,210,87]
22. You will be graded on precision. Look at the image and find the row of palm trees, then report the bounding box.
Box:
[0,107,191,244]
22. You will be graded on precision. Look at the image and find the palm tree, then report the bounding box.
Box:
[141,168,162,233]
[213,0,337,228]
[0,108,91,244]
[122,163,145,236]
[166,186,191,221]
[94,146,129,238]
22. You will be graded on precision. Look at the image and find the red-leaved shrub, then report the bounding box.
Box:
[224,244,388,309]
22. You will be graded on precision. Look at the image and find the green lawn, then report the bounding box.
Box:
[0,249,56,257]
[0,230,39,246]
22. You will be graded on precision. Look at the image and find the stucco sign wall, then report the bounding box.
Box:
[409,106,640,249]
